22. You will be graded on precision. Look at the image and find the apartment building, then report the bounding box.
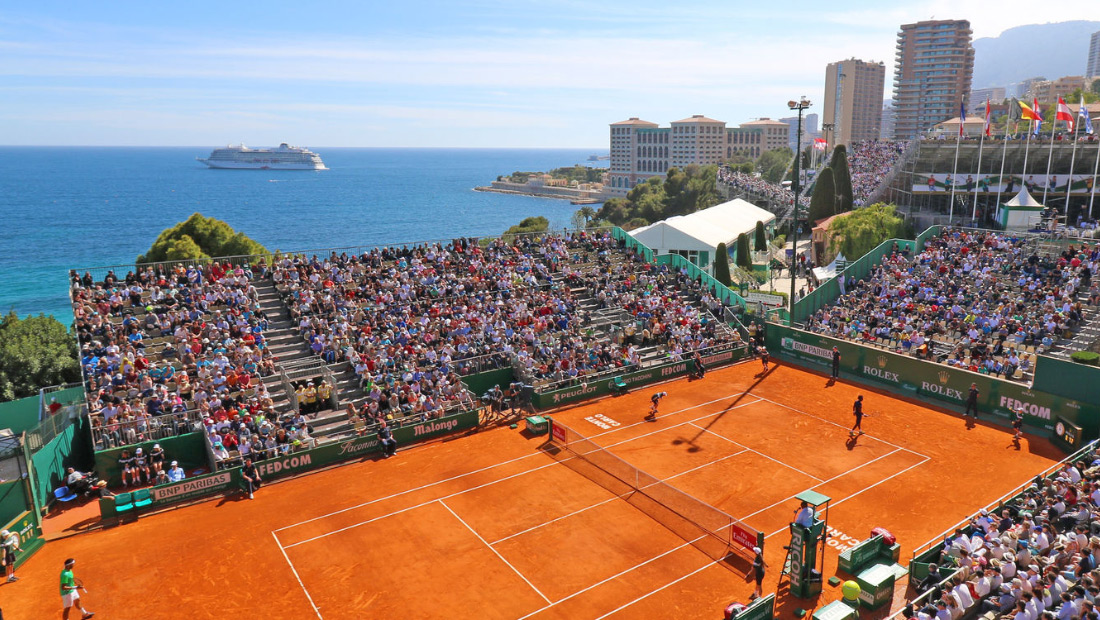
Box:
[892,19,974,139]
[823,58,886,147]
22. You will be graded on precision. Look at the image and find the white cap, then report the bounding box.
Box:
[171,461,178,466]
[753,547,762,554]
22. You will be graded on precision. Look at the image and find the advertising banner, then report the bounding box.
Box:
[150,471,238,504]
[769,326,1100,436]
[912,172,1098,195]
[532,346,747,410]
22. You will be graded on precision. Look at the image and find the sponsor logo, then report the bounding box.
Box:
[338,437,379,455]
[661,363,687,377]
[862,358,899,383]
[937,370,951,384]
[152,472,232,502]
[552,383,597,404]
[825,526,860,553]
[999,396,1051,420]
[789,528,803,588]
[1067,401,1080,410]
[413,418,459,437]
[782,339,832,360]
[551,422,567,443]
[255,454,313,477]
[700,350,734,366]
[921,381,963,400]
[730,524,757,552]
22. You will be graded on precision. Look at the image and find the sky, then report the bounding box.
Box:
[0,1,1079,148]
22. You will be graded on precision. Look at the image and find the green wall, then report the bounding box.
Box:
[0,481,30,528]
[93,432,208,487]
[767,326,1100,438]
[1032,356,1100,406]
[30,416,93,510]
[0,394,42,435]
[462,367,515,398]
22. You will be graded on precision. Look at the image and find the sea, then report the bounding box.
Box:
[0,147,607,325]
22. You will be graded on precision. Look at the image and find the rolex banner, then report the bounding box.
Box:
[768,326,1099,436]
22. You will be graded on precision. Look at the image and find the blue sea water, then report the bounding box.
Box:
[0,147,605,325]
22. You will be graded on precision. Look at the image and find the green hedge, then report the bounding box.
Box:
[1070,351,1100,366]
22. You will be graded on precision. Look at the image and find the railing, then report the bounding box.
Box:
[92,409,203,451]
[38,383,83,422]
[279,368,297,413]
[454,352,513,377]
[24,401,86,453]
[534,342,746,393]
[658,252,749,311]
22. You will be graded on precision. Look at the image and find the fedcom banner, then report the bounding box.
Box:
[770,327,1097,433]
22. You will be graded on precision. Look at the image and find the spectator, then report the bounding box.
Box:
[167,461,185,483]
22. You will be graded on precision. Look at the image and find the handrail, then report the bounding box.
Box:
[534,342,746,393]
[92,409,203,451]
[887,567,966,620]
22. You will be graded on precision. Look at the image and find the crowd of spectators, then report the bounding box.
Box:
[848,140,911,207]
[71,262,279,451]
[906,449,1100,620]
[718,168,809,212]
[270,231,743,408]
[804,229,1098,381]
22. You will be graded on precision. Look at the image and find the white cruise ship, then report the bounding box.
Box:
[196,143,327,170]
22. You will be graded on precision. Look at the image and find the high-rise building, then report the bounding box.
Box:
[1088,30,1100,78]
[968,87,1005,112]
[1029,76,1089,104]
[779,113,820,151]
[880,100,896,139]
[892,19,974,140]
[822,58,886,147]
[606,114,783,196]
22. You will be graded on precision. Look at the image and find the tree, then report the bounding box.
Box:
[713,242,732,286]
[503,216,549,238]
[594,165,721,225]
[754,221,767,252]
[570,205,598,229]
[756,148,794,184]
[808,166,837,223]
[827,203,909,262]
[735,233,752,269]
[138,213,269,265]
[828,145,853,214]
[0,312,81,402]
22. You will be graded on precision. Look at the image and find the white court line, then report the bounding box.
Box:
[735,448,903,522]
[688,422,824,483]
[588,395,763,440]
[490,448,748,546]
[586,455,933,620]
[439,500,552,605]
[754,395,930,460]
[272,531,324,619]
[515,536,708,620]
[273,396,760,534]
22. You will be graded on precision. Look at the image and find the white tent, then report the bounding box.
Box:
[996,188,1044,231]
[631,198,776,273]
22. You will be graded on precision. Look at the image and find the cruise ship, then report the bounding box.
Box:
[196,143,327,170]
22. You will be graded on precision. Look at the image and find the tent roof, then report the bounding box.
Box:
[632,199,776,250]
[1003,187,1043,208]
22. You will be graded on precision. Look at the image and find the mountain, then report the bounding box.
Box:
[972,21,1100,89]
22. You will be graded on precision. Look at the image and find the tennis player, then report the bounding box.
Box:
[60,558,94,619]
[849,395,869,436]
[1,528,19,582]
[758,346,769,372]
[1012,407,1024,440]
[646,392,667,421]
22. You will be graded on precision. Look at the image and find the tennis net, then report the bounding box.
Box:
[547,418,762,566]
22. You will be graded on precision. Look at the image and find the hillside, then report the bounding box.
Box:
[973,20,1100,89]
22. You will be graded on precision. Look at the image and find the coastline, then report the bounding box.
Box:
[474,184,606,204]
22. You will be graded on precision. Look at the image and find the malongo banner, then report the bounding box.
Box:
[768,325,1100,439]
[531,346,748,410]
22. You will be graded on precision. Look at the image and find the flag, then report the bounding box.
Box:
[813,137,827,151]
[1032,98,1042,135]
[1018,99,1042,121]
[990,97,998,136]
[959,98,967,136]
[1078,96,1093,135]
[1056,97,1074,131]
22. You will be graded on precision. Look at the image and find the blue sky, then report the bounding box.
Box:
[0,1,1058,147]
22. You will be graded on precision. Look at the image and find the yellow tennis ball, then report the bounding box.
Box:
[841,580,861,600]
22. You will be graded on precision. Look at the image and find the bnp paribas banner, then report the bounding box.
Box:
[771,327,1098,434]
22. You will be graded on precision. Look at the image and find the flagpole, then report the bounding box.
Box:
[1091,140,1099,219]
[997,117,1011,205]
[973,102,988,220]
[950,127,962,222]
[1067,108,1081,217]
[1043,113,1058,205]
[1022,126,1033,192]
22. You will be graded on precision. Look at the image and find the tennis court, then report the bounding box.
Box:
[5,360,1064,619]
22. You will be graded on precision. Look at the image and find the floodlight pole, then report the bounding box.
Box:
[788,98,811,312]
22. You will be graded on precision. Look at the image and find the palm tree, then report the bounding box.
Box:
[578,206,597,227]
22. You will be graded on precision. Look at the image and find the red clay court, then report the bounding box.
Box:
[6,360,1063,619]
